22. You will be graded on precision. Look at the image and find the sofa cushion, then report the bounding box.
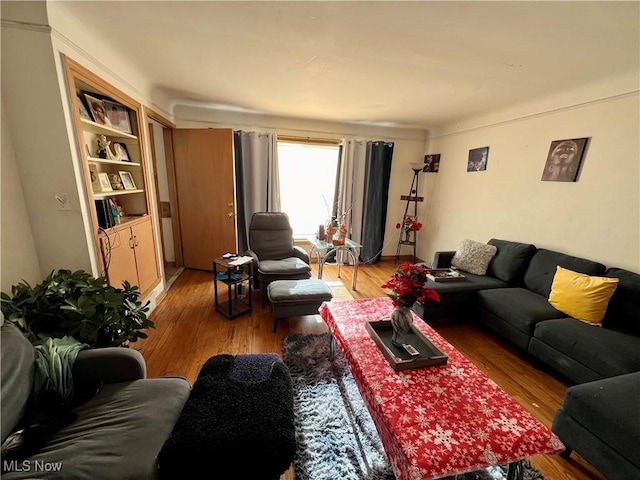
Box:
[258,257,311,276]
[533,318,640,378]
[451,239,497,275]
[548,266,619,325]
[603,268,640,335]
[523,249,606,298]
[477,288,567,336]
[1,323,35,444]
[487,239,537,284]
[3,378,191,480]
[559,372,640,467]
[422,272,508,306]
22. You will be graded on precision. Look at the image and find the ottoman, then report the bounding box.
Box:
[157,354,296,480]
[268,279,333,332]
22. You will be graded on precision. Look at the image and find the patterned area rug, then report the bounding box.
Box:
[282,333,547,480]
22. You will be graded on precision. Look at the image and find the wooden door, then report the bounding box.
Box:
[101,227,138,289]
[132,218,160,295]
[172,128,236,270]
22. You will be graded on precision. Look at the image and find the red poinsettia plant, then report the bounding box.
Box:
[395,216,423,233]
[381,262,440,308]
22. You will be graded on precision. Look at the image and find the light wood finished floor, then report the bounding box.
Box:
[132,260,606,480]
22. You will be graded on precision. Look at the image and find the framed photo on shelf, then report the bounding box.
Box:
[119,171,137,190]
[88,164,101,192]
[77,94,92,121]
[97,172,113,192]
[83,93,112,127]
[113,142,131,162]
[104,100,132,134]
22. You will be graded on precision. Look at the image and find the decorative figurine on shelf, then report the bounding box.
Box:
[334,223,348,246]
[96,135,116,161]
[381,263,439,347]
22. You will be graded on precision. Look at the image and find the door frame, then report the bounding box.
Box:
[145,108,184,268]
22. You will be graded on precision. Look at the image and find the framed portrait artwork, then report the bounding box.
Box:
[423,154,441,172]
[77,94,92,121]
[88,164,101,192]
[97,172,113,192]
[467,146,489,172]
[119,171,137,190]
[541,138,589,182]
[104,101,132,134]
[113,142,131,162]
[83,94,112,127]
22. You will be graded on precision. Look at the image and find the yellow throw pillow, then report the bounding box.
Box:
[548,266,619,325]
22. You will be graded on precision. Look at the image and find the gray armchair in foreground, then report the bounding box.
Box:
[246,212,312,306]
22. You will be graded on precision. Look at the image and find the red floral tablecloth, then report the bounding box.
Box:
[319,297,564,480]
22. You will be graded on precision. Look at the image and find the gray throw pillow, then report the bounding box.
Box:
[451,239,498,275]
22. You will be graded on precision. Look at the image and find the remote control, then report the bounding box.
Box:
[402,343,420,356]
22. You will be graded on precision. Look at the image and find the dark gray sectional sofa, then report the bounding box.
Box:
[412,238,640,478]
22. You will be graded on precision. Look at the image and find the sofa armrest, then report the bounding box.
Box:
[293,246,310,265]
[433,250,456,268]
[73,347,146,384]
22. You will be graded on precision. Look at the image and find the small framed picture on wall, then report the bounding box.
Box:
[467,146,489,172]
[541,138,589,182]
[423,154,440,172]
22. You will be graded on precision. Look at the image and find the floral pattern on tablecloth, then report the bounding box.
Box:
[319,297,564,480]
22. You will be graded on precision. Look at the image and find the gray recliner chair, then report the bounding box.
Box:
[246,212,312,306]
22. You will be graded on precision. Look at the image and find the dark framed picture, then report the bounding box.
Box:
[467,146,489,172]
[119,171,137,190]
[113,142,131,162]
[541,138,589,182]
[104,100,132,134]
[423,154,440,172]
[77,94,92,121]
[84,93,111,127]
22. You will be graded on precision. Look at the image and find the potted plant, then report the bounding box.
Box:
[0,269,153,348]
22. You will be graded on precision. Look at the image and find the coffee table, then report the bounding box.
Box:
[319,297,565,480]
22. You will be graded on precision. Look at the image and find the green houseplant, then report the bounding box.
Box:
[0,269,153,348]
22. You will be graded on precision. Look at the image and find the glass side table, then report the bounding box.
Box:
[213,257,253,318]
[309,238,362,291]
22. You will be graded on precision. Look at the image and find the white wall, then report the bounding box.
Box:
[1,105,42,290]
[420,93,640,272]
[175,105,428,257]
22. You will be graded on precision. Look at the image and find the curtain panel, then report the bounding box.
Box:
[234,131,280,254]
[360,141,394,264]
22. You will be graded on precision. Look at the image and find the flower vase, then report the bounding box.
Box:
[390,305,413,347]
[404,230,411,242]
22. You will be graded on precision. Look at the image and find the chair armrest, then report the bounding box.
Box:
[73,347,146,384]
[433,251,456,268]
[293,246,310,264]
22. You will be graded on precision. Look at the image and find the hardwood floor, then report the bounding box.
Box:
[132,259,605,480]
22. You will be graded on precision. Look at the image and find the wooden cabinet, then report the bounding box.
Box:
[100,217,159,294]
[64,57,160,297]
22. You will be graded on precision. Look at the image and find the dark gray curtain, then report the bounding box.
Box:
[360,141,394,264]
[234,131,249,255]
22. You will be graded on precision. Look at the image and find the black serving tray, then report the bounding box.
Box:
[365,320,448,371]
[426,268,466,282]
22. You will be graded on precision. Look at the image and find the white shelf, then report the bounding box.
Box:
[87,156,141,167]
[81,118,137,139]
[94,189,145,199]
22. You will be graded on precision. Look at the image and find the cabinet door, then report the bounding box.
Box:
[132,218,160,294]
[101,228,137,289]
[172,128,237,270]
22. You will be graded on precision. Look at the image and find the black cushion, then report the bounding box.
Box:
[523,249,606,298]
[559,372,640,467]
[477,288,566,336]
[603,268,640,335]
[486,239,537,284]
[157,354,295,480]
[533,318,640,378]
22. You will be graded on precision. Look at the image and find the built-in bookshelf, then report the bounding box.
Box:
[64,56,160,296]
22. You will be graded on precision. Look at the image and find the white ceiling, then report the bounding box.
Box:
[53,1,639,130]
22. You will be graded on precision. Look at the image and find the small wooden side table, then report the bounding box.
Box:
[213,257,253,318]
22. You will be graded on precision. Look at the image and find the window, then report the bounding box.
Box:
[277,140,341,237]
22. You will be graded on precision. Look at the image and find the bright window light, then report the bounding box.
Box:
[277,142,340,236]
